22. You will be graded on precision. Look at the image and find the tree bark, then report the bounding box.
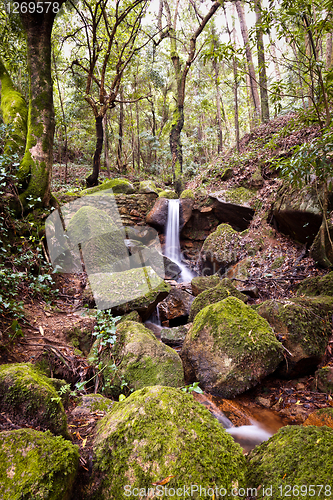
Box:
[117,86,124,172]
[254,0,269,122]
[326,33,333,69]
[212,59,223,154]
[235,0,260,123]
[87,115,103,187]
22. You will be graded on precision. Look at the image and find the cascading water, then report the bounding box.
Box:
[164,199,194,282]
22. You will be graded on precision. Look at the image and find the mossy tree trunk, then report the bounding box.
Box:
[0,58,27,155]
[19,3,64,209]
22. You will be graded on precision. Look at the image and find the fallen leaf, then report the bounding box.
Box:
[152,475,175,486]
[39,326,44,336]
[82,437,87,448]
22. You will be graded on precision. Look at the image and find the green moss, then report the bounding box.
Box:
[0,428,79,500]
[221,187,256,205]
[89,385,246,498]
[191,274,220,296]
[77,394,114,413]
[220,167,233,181]
[246,425,333,499]
[0,363,69,438]
[315,365,333,393]
[180,189,195,199]
[158,189,178,199]
[297,272,333,296]
[81,178,135,196]
[189,279,248,322]
[138,180,159,194]
[119,310,142,323]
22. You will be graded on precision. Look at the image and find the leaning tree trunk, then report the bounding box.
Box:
[86,115,103,187]
[254,0,269,122]
[19,5,62,209]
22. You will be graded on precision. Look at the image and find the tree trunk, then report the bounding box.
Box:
[169,105,184,185]
[254,0,269,122]
[19,6,61,208]
[87,115,103,187]
[326,33,333,69]
[103,113,110,177]
[212,59,223,153]
[117,88,124,172]
[235,0,260,122]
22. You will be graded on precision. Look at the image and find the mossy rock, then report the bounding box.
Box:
[220,167,233,181]
[246,425,333,499]
[85,385,246,499]
[189,279,248,322]
[74,394,114,415]
[98,321,184,396]
[81,178,135,196]
[138,180,159,195]
[219,187,256,205]
[315,365,333,393]
[199,223,242,275]
[181,297,283,397]
[0,428,79,500]
[303,408,333,428]
[66,205,129,275]
[296,272,333,297]
[180,189,195,199]
[0,363,69,438]
[160,324,189,346]
[119,310,142,323]
[88,266,170,319]
[158,189,178,199]
[257,296,333,377]
[191,274,220,296]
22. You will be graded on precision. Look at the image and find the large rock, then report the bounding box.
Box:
[180,197,194,228]
[138,180,159,195]
[158,287,194,325]
[181,297,283,397]
[188,279,248,322]
[191,274,220,296]
[314,365,333,393]
[88,266,170,319]
[124,239,181,279]
[246,426,333,496]
[297,272,333,296]
[85,386,246,498]
[0,428,79,500]
[209,188,256,231]
[257,296,333,377]
[199,223,243,275]
[81,178,136,195]
[0,363,69,438]
[303,408,333,428]
[93,321,184,395]
[145,197,169,231]
[160,324,190,346]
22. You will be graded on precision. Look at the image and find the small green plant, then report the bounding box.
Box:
[92,310,121,346]
[181,382,203,394]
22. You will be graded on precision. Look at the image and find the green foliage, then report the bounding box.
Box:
[181,382,203,394]
[92,310,121,347]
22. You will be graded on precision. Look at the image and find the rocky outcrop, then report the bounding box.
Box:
[139,180,159,194]
[85,386,246,498]
[181,297,283,397]
[160,324,190,346]
[296,271,333,296]
[0,363,69,438]
[199,223,243,275]
[246,426,333,493]
[257,296,333,377]
[314,365,333,393]
[81,178,136,195]
[0,428,79,500]
[157,287,194,326]
[209,188,256,231]
[146,197,194,233]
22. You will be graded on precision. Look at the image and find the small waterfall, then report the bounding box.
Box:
[165,199,194,282]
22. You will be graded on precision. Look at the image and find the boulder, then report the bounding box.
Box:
[309,222,333,267]
[158,189,178,199]
[158,287,194,325]
[180,189,195,199]
[315,365,333,393]
[257,296,333,377]
[303,408,333,428]
[160,324,191,346]
[188,279,248,322]
[191,274,220,296]
[81,178,136,195]
[88,266,170,319]
[296,272,333,296]
[138,180,159,195]
[71,394,114,419]
[124,239,181,279]
[85,386,246,498]
[181,297,283,397]
[145,197,169,231]
[199,223,242,275]
[0,429,79,500]
[246,425,333,496]
[0,363,69,438]
[209,188,255,231]
[96,321,184,395]
[179,197,194,228]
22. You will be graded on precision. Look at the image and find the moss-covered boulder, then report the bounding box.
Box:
[191,274,220,296]
[66,205,129,274]
[199,223,242,275]
[180,189,194,199]
[303,408,333,428]
[160,324,190,346]
[246,425,333,498]
[88,267,170,319]
[209,188,255,231]
[296,272,333,296]
[189,279,248,322]
[0,363,69,438]
[0,428,79,500]
[138,180,159,195]
[72,394,114,419]
[85,385,246,499]
[315,364,333,393]
[94,321,184,395]
[81,178,135,195]
[257,296,333,377]
[158,189,178,199]
[181,297,283,397]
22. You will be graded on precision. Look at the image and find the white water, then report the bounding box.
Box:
[164,199,194,282]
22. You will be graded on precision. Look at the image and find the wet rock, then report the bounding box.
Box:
[191,274,220,296]
[188,278,248,322]
[303,408,333,428]
[85,386,246,498]
[257,296,333,377]
[179,197,194,228]
[146,197,169,231]
[315,365,333,393]
[0,428,79,499]
[181,297,283,397]
[0,363,69,438]
[160,324,191,346]
[246,426,333,493]
[209,188,256,231]
[157,287,194,325]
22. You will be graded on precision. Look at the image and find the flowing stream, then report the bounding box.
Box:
[164,199,195,282]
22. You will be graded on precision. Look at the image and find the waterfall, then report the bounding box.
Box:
[165,199,194,282]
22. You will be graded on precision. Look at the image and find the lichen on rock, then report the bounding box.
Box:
[85,385,246,499]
